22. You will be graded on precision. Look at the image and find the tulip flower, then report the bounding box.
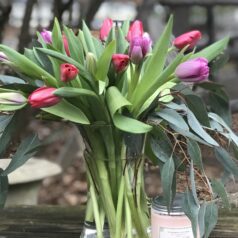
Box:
[40,29,52,44]
[0,92,27,105]
[100,18,113,41]
[112,54,130,73]
[63,35,70,56]
[129,33,152,64]
[127,20,143,42]
[28,87,61,108]
[60,63,79,82]
[175,57,209,82]
[173,30,202,50]
[0,52,8,62]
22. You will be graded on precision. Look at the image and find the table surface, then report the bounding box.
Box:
[0,205,237,238]
[159,0,238,6]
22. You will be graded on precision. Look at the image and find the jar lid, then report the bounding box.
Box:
[152,193,185,215]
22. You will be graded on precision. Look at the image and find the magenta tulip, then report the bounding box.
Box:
[173,30,202,50]
[40,29,52,44]
[112,54,130,73]
[62,35,70,56]
[100,18,113,41]
[127,20,143,42]
[175,57,209,82]
[60,63,79,82]
[129,33,152,64]
[28,87,61,108]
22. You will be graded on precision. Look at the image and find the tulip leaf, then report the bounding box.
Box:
[121,20,130,36]
[106,86,151,133]
[0,103,27,111]
[1,134,41,176]
[63,25,84,64]
[0,75,25,85]
[117,27,129,54]
[54,87,98,98]
[42,99,90,125]
[52,18,64,53]
[82,21,97,56]
[95,41,116,93]
[0,169,8,208]
[204,203,218,238]
[192,37,229,62]
[0,45,57,86]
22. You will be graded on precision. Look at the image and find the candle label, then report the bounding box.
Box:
[159,226,193,238]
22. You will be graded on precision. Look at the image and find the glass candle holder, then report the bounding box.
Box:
[151,193,199,238]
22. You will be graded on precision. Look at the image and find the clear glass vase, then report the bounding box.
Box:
[80,221,110,238]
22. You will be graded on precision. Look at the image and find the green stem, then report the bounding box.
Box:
[85,196,94,222]
[125,196,133,238]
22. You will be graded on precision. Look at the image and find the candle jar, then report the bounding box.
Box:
[151,193,199,238]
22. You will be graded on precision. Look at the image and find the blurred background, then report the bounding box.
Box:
[0,0,238,207]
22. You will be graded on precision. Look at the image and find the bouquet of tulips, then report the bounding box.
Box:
[0,16,237,238]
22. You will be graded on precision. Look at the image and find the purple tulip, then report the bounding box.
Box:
[129,33,152,64]
[175,57,209,82]
[40,29,52,44]
[0,52,8,62]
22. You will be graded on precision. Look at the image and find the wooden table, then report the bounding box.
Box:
[0,206,237,237]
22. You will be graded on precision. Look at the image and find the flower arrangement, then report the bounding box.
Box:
[0,16,237,238]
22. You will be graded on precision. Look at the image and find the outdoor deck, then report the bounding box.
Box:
[0,206,237,237]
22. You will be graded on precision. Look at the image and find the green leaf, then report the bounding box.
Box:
[95,41,116,93]
[52,18,64,52]
[190,161,199,205]
[156,108,189,131]
[182,189,199,238]
[192,37,229,62]
[42,99,90,125]
[63,25,84,64]
[211,179,230,209]
[0,75,25,84]
[106,86,151,133]
[121,20,130,36]
[0,103,27,111]
[161,156,175,211]
[198,203,207,238]
[185,94,210,127]
[204,203,218,238]
[0,112,21,157]
[117,28,129,54]
[2,134,41,175]
[214,147,238,177]
[54,87,97,98]
[82,21,97,56]
[0,115,12,133]
[187,139,204,172]
[0,169,8,208]
[187,109,219,146]
[0,45,57,86]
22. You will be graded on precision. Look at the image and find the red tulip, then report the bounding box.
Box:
[100,18,113,41]
[60,63,79,82]
[63,35,70,56]
[173,30,202,50]
[127,20,144,42]
[28,87,61,108]
[112,54,130,73]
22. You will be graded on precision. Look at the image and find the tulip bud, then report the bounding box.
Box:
[175,57,209,83]
[60,63,79,82]
[127,20,143,42]
[0,52,8,62]
[40,29,52,44]
[86,52,97,74]
[173,30,202,50]
[28,87,61,108]
[100,18,113,41]
[112,54,130,73]
[63,35,70,56]
[129,33,152,64]
[0,92,27,105]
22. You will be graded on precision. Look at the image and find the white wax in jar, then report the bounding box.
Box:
[151,208,199,238]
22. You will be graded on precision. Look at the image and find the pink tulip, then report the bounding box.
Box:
[175,57,209,82]
[40,30,52,44]
[127,20,144,42]
[0,52,8,62]
[112,54,130,73]
[28,87,61,108]
[100,18,113,41]
[63,35,70,56]
[173,30,202,50]
[60,63,79,82]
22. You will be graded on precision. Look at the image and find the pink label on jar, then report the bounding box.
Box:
[159,226,193,238]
